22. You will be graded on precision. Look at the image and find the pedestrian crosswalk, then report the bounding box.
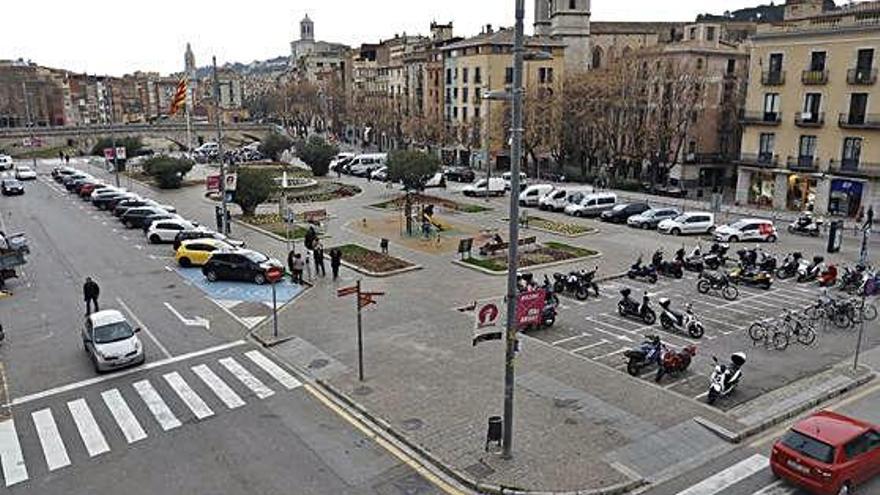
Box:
[0,350,302,487]
[658,453,800,495]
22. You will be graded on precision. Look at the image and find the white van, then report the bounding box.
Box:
[329,152,355,172]
[564,192,618,217]
[519,184,555,207]
[349,153,387,177]
[502,172,528,191]
[539,186,593,212]
[463,177,506,197]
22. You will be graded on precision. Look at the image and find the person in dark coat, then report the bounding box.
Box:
[287,249,297,282]
[304,226,318,251]
[330,248,342,280]
[83,277,100,315]
[313,242,326,277]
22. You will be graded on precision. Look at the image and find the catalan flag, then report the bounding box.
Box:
[169,78,187,115]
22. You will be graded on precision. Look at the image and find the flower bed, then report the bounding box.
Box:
[335,244,415,274]
[371,193,490,213]
[284,182,360,204]
[462,242,598,273]
[528,216,596,236]
[239,214,309,239]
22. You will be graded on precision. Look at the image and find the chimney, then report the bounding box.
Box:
[485,24,493,34]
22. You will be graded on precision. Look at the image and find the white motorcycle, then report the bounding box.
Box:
[707,353,746,405]
[658,298,705,338]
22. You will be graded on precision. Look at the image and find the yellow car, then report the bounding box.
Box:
[175,238,233,267]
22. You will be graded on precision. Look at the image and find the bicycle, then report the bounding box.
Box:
[748,320,790,350]
[777,310,817,346]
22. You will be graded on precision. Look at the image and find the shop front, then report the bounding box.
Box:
[828,178,864,218]
[747,171,776,208]
[786,174,817,212]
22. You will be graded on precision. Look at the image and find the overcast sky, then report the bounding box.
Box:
[3,1,768,75]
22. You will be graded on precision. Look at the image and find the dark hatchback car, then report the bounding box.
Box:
[600,202,651,224]
[120,206,166,229]
[201,250,284,285]
[92,191,129,209]
[173,230,246,251]
[114,198,150,216]
[444,167,476,183]
[1,179,25,196]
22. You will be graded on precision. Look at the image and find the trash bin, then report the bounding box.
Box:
[485,416,503,452]
[827,220,843,253]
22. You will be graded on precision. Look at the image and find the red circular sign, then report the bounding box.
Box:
[266,267,284,283]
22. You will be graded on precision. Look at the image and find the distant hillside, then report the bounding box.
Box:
[194,55,290,78]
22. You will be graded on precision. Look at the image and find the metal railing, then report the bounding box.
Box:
[801,69,828,85]
[786,155,820,172]
[736,153,779,168]
[794,112,825,127]
[828,159,880,178]
[762,70,786,85]
[847,68,877,85]
[838,113,880,129]
[740,111,782,125]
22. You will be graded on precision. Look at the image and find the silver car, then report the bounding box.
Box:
[82,310,145,372]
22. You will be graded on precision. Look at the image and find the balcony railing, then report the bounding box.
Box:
[838,113,880,129]
[736,153,779,168]
[786,155,820,172]
[795,112,825,127]
[740,111,782,125]
[802,69,828,85]
[683,153,726,164]
[828,159,880,178]
[762,70,786,85]
[847,68,877,85]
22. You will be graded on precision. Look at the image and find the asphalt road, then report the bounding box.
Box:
[0,171,443,495]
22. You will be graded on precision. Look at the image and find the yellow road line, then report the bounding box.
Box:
[303,383,466,495]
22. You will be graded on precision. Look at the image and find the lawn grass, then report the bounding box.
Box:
[543,241,598,258]
[371,193,491,213]
[462,242,598,273]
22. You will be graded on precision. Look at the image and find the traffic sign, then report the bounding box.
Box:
[266,267,284,284]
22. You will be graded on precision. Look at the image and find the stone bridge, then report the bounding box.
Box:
[0,122,276,155]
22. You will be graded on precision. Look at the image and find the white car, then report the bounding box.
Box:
[463,177,506,197]
[147,218,198,244]
[502,171,528,191]
[370,166,388,181]
[0,155,14,171]
[82,310,145,372]
[657,212,715,236]
[714,219,778,243]
[14,166,37,180]
[519,184,555,207]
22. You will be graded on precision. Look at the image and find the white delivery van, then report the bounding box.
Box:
[519,184,555,207]
[348,153,387,176]
[539,186,593,212]
[564,192,618,217]
[463,177,506,197]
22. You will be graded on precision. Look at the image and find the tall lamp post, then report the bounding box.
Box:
[20,82,38,171]
[482,0,552,459]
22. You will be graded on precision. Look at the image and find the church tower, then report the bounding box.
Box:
[184,42,196,77]
[549,0,592,71]
[534,0,551,36]
[301,14,314,42]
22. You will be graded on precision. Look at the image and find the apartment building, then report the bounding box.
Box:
[440,26,566,168]
[735,0,880,218]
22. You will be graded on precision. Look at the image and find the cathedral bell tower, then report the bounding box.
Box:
[548,0,591,71]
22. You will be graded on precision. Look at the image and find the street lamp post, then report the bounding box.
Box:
[213,56,229,235]
[20,82,37,171]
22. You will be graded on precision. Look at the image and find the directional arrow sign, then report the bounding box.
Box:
[164,303,210,330]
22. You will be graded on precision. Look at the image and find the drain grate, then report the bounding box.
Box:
[401,418,424,431]
[354,385,373,396]
[463,461,495,479]
[309,358,329,370]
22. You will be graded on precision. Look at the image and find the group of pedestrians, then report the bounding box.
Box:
[286,226,342,284]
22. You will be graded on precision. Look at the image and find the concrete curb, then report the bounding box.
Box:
[231,217,332,244]
[452,253,603,277]
[337,258,423,278]
[496,218,599,239]
[694,367,877,443]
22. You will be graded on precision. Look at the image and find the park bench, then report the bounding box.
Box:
[478,236,537,256]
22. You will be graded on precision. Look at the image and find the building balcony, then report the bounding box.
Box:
[801,69,828,85]
[762,70,786,86]
[828,159,880,178]
[847,68,877,85]
[786,155,820,172]
[740,111,782,125]
[838,113,880,129]
[794,112,825,127]
[735,153,779,168]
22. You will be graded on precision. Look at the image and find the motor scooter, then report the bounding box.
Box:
[728,264,773,290]
[627,256,658,283]
[683,246,705,273]
[787,213,822,237]
[652,250,684,279]
[623,335,662,376]
[658,298,705,338]
[655,344,697,383]
[817,264,838,288]
[775,252,802,280]
[797,256,825,283]
[707,353,746,405]
[617,288,656,325]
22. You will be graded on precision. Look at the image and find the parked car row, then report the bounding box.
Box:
[517,183,779,242]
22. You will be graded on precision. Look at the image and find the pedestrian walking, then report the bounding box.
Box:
[304,253,312,281]
[304,226,318,251]
[330,248,342,280]
[64,154,70,165]
[58,150,64,163]
[83,277,100,315]
[291,254,304,284]
[314,242,326,277]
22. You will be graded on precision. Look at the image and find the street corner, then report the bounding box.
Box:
[173,267,306,330]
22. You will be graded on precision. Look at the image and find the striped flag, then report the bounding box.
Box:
[169,78,187,115]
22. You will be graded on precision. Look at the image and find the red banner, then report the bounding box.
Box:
[516,289,546,327]
[206,175,221,192]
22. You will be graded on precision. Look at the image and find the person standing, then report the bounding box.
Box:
[287,249,297,283]
[313,242,326,277]
[330,248,342,280]
[83,277,100,315]
[291,254,304,284]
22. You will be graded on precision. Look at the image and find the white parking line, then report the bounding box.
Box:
[596,347,628,359]
[570,340,610,353]
[116,297,172,359]
[552,333,592,345]
[585,320,634,342]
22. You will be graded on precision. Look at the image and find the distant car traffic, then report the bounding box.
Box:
[771,410,879,495]
[201,249,284,285]
[714,219,778,243]
[1,178,25,196]
[81,310,145,372]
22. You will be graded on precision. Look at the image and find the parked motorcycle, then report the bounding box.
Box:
[728,265,773,290]
[837,265,866,294]
[655,344,697,383]
[775,252,803,280]
[617,288,656,325]
[552,267,599,300]
[518,274,559,331]
[652,250,684,279]
[696,270,739,300]
[683,246,706,273]
[797,256,825,283]
[703,242,729,270]
[623,335,663,376]
[707,353,746,405]
[627,256,658,283]
[818,264,838,288]
[787,213,822,237]
[658,298,705,338]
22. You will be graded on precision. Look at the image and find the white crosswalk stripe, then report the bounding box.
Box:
[751,480,798,495]
[133,380,181,431]
[31,409,70,471]
[675,454,768,495]
[192,365,245,409]
[101,389,147,444]
[67,399,110,457]
[219,357,275,399]
[163,372,214,420]
[245,351,302,390]
[0,419,27,486]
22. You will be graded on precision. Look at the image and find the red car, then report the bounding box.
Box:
[771,410,880,494]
